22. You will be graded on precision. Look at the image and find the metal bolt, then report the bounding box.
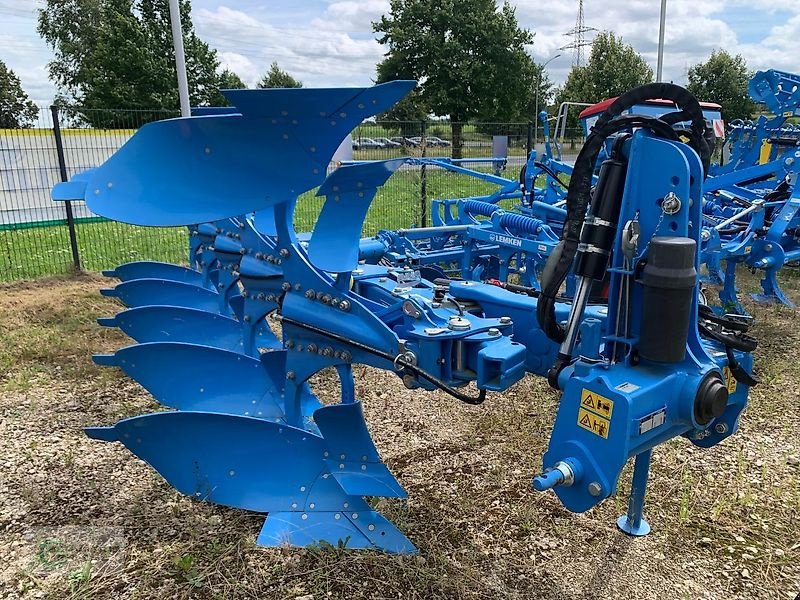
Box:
[286,371,295,380]
[321,347,334,357]
[243,315,251,322]
[661,192,682,215]
[322,294,331,304]
[305,289,315,299]
[499,316,512,325]
[285,340,295,349]
[280,248,289,257]
[487,327,501,337]
[239,248,247,255]
[282,282,291,291]
[307,344,317,353]
[715,422,729,434]
[294,283,301,291]
[339,300,351,311]
[316,291,325,299]
[587,482,602,497]
[340,351,352,362]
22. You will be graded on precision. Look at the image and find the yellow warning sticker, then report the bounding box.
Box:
[577,408,610,439]
[580,388,614,419]
[722,366,737,394]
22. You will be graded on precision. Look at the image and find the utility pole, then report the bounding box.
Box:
[168,0,191,117]
[656,0,667,82]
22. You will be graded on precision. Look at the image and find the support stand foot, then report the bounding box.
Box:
[616,449,652,537]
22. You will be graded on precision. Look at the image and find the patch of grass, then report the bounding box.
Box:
[2,164,507,281]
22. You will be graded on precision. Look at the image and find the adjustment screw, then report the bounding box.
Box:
[587,482,602,497]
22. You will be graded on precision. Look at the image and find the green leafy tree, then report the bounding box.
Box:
[0,59,39,128]
[687,50,754,122]
[257,62,303,89]
[38,0,227,126]
[374,0,537,158]
[556,31,653,132]
[209,68,247,106]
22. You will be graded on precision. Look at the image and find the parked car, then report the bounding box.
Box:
[353,137,384,150]
[374,137,401,148]
[427,136,451,147]
[390,136,419,147]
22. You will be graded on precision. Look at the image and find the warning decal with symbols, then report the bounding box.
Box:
[577,408,610,439]
[580,388,614,419]
[722,366,737,394]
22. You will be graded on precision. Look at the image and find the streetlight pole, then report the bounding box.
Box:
[656,0,667,82]
[534,53,561,151]
[168,0,191,117]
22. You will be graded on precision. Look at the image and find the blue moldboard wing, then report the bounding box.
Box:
[102,261,207,286]
[100,279,223,313]
[64,81,415,226]
[85,412,325,511]
[307,159,406,274]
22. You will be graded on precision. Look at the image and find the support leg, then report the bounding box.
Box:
[616,449,652,537]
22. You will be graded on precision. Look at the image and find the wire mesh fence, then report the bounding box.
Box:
[0,108,586,282]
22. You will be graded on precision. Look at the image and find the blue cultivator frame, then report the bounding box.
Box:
[54,81,760,553]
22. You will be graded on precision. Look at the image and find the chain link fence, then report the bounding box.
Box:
[0,108,586,282]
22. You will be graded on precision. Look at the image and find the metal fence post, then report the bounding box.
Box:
[419,120,428,228]
[50,105,81,271]
[527,121,534,159]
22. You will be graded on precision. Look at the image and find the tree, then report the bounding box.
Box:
[209,68,247,106]
[687,50,754,122]
[374,0,537,158]
[0,59,39,128]
[257,62,302,89]
[555,31,653,132]
[38,0,228,126]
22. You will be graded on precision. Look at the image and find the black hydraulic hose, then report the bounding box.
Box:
[533,161,570,189]
[277,314,487,405]
[536,83,709,344]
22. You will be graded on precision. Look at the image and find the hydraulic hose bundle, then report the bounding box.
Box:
[536,83,711,383]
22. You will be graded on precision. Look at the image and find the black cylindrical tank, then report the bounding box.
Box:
[638,236,697,363]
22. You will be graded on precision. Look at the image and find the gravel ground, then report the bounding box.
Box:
[0,272,798,599]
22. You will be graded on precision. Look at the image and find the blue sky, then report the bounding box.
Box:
[2,0,799,107]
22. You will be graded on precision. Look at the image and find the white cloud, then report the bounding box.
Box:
[194,4,385,87]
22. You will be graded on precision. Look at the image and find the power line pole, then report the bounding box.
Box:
[168,0,191,117]
[560,0,596,67]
